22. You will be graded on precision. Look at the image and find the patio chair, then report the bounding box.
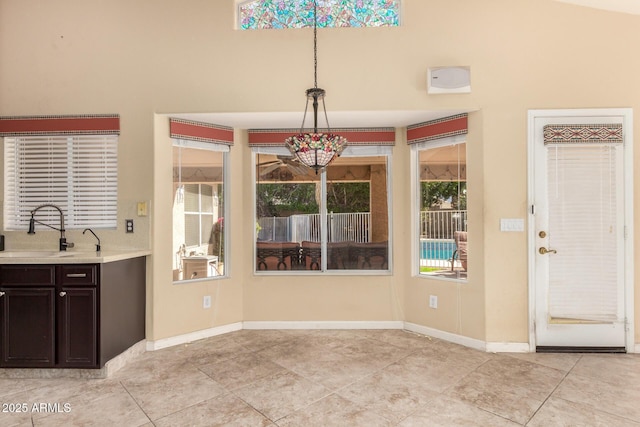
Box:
[301,241,321,270]
[256,241,300,270]
[351,241,388,270]
[327,241,355,269]
[451,231,468,271]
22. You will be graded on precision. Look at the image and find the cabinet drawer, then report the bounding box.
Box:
[0,265,55,286]
[58,265,98,286]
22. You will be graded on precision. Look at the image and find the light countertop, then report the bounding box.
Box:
[0,249,151,264]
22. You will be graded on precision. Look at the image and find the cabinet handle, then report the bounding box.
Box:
[59,291,67,297]
[0,291,5,297]
[66,273,87,278]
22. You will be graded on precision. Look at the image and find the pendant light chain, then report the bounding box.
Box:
[313,0,318,90]
[313,0,331,133]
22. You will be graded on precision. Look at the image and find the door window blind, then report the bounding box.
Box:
[547,144,622,322]
[4,135,118,230]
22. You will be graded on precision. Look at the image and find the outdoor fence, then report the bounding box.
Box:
[420,209,468,268]
[257,210,468,269]
[420,210,467,239]
[257,212,370,243]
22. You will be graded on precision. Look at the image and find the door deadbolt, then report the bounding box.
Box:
[538,231,547,238]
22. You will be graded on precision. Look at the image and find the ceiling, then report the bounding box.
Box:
[169,109,475,130]
[553,0,640,15]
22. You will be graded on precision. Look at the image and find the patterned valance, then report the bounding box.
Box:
[543,124,623,145]
[248,128,395,147]
[169,118,234,145]
[406,113,468,144]
[0,114,120,136]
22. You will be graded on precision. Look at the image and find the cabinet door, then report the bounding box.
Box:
[57,287,97,367]
[0,287,55,368]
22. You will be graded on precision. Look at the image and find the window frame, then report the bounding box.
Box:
[411,134,468,282]
[172,138,230,283]
[3,134,118,231]
[253,145,393,275]
[183,183,217,248]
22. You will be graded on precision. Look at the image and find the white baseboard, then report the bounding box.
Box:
[146,322,243,351]
[485,342,531,353]
[404,322,487,352]
[146,320,538,354]
[243,320,405,330]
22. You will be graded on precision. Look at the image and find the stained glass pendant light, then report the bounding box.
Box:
[285,0,347,173]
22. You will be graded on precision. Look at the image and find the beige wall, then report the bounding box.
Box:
[1,0,639,345]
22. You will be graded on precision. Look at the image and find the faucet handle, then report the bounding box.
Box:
[59,238,74,251]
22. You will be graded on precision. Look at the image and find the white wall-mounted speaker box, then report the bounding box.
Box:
[428,66,471,94]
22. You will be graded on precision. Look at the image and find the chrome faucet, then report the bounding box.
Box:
[27,204,74,251]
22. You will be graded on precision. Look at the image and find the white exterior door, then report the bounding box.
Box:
[529,109,633,350]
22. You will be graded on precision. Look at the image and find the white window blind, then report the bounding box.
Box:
[4,135,118,230]
[547,144,622,322]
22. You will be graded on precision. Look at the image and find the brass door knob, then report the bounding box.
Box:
[539,247,557,255]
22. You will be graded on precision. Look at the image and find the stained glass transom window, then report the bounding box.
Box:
[239,0,400,30]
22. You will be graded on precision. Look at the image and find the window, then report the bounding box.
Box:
[255,145,391,273]
[3,135,118,230]
[239,0,400,30]
[414,136,468,280]
[173,140,227,282]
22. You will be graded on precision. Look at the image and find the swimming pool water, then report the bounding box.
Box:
[420,239,456,260]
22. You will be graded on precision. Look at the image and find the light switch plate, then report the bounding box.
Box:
[500,218,524,232]
[137,201,148,217]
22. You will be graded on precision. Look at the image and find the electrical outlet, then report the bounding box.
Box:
[203,295,211,309]
[429,295,438,309]
[125,219,134,233]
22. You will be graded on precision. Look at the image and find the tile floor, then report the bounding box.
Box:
[1,329,640,426]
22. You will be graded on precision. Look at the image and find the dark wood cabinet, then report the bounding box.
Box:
[57,264,98,367]
[0,257,145,369]
[0,287,56,367]
[57,286,97,367]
